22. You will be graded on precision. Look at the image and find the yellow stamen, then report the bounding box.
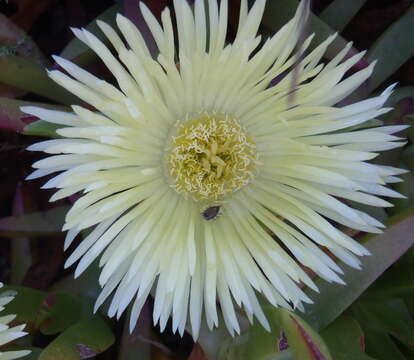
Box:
[168,113,256,200]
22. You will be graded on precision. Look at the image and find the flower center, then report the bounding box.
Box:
[168,113,256,200]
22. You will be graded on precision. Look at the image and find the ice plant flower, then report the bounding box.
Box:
[0,283,31,360]
[24,0,406,337]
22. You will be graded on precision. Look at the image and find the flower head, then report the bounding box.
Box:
[0,283,31,360]
[25,0,406,337]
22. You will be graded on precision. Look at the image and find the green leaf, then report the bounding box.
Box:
[320,0,367,32]
[280,310,332,360]
[402,145,414,172]
[0,285,45,325]
[321,316,375,360]
[244,307,284,360]
[38,292,82,335]
[199,318,238,360]
[0,98,64,132]
[241,307,331,360]
[266,351,294,360]
[50,260,101,316]
[10,184,32,285]
[353,299,414,359]
[298,207,414,331]
[366,4,414,93]
[24,347,43,360]
[217,337,248,360]
[39,316,115,360]
[380,87,414,142]
[360,248,414,300]
[0,11,47,99]
[60,4,121,65]
[1,286,82,337]
[405,294,414,318]
[0,97,28,131]
[364,331,406,360]
[0,206,69,237]
[23,120,64,138]
[405,115,414,144]
[354,300,414,348]
[0,13,46,66]
[0,55,78,104]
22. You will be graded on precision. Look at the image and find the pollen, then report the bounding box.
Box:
[168,113,257,200]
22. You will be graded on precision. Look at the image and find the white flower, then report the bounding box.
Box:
[24,0,405,337]
[0,284,31,360]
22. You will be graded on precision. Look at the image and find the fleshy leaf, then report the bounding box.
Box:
[23,348,43,360]
[38,292,82,335]
[267,352,294,360]
[363,331,406,360]
[50,260,101,314]
[405,115,414,144]
[0,206,69,237]
[321,316,374,360]
[229,307,331,360]
[38,316,115,360]
[0,97,66,133]
[0,11,47,98]
[24,120,65,138]
[280,310,332,360]
[0,13,46,65]
[353,299,414,348]
[0,55,78,104]
[365,4,414,93]
[360,247,414,300]
[0,97,27,132]
[0,285,82,337]
[0,285,45,325]
[299,207,414,331]
[10,183,32,285]
[320,0,367,32]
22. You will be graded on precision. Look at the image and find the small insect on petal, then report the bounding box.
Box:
[202,206,221,220]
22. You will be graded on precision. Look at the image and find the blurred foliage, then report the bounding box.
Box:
[0,0,413,359]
